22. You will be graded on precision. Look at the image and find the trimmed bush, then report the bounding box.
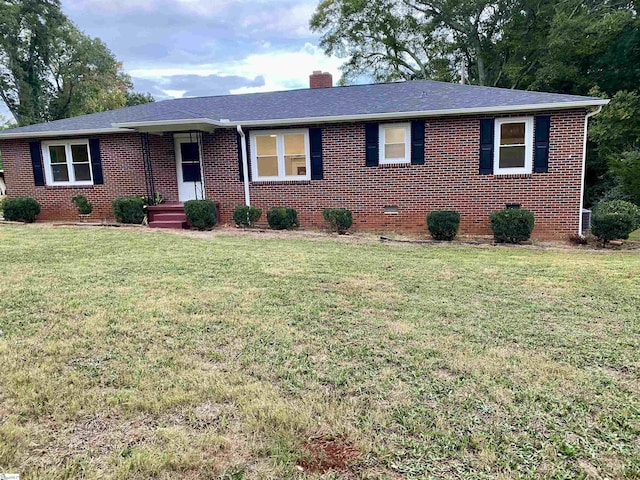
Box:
[1,197,41,223]
[184,199,217,230]
[112,196,145,224]
[593,200,640,230]
[323,208,353,234]
[591,201,639,246]
[490,208,535,243]
[427,210,460,241]
[233,205,262,227]
[266,207,299,230]
[72,195,93,215]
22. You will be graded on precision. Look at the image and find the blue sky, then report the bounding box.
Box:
[1,0,343,119]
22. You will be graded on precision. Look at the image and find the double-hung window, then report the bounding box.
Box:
[379,123,411,165]
[42,140,93,186]
[250,129,310,181]
[494,117,534,175]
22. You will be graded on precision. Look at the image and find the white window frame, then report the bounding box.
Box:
[379,123,411,165]
[493,117,534,175]
[42,139,94,186]
[250,129,311,182]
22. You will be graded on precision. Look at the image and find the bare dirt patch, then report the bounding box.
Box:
[297,434,361,476]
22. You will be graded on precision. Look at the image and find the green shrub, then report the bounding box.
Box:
[323,208,353,234]
[266,207,299,230]
[71,195,93,215]
[427,210,460,241]
[1,197,41,223]
[591,213,635,246]
[184,199,217,230]
[593,200,640,230]
[490,208,535,243]
[233,205,262,227]
[112,196,145,224]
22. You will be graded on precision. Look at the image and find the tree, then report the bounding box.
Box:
[310,0,556,86]
[125,91,155,107]
[0,0,152,126]
[590,90,640,204]
[311,0,639,89]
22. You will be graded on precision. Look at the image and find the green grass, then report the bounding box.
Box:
[0,225,639,479]
[629,228,640,241]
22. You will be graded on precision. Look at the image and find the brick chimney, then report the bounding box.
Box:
[309,70,333,89]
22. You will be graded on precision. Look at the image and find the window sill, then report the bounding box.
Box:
[490,173,533,179]
[251,180,312,186]
[44,184,95,190]
[378,162,412,168]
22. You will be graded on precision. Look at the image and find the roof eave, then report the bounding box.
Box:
[0,127,133,140]
[111,118,225,132]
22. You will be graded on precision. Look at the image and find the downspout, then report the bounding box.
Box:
[236,124,250,206]
[578,105,604,235]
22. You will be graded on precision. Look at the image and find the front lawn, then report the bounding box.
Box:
[0,226,638,479]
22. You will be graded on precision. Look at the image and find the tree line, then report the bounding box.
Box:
[311,0,640,206]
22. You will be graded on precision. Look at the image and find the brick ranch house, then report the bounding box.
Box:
[0,72,608,238]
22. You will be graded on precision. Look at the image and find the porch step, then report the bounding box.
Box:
[147,202,189,229]
[152,212,187,222]
[148,202,185,212]
[149,220,189,229]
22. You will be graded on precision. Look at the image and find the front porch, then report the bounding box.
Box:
[137,125,224,229]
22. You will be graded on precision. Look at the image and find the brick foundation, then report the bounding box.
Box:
[0,109,586,238]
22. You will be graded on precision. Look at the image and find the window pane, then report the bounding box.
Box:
[499,146,526,168]
[182,162,202,182]
[285,155,306,176]
[284,133,305,155]
[256,135,277,156]
[257,156,278,177]
[52,163,69,182]
[500,123,525,145]
[180,142,199,162]
[49,145,67,164]
[71,144,89,163]
[73,163,91,181]
[385,143,406,159]
[385,127,406,144]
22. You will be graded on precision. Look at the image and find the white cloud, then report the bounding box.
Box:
[228,43,343,92]
[129,43,343,97]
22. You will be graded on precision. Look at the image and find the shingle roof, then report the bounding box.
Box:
[0,79,607,138]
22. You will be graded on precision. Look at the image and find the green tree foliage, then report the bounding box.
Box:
[0,0,153,126]
[590,90,640,205]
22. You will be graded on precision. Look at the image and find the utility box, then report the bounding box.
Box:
[582,208,592,232]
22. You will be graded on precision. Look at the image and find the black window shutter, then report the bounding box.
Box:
[237,132,251,181]
[309,127,323,180]
[411,120,425,165]
[365,123,379,167]
[88,138,104,184]
[479,118,494,175]
[29,141,45,186]
[534,115,551,173]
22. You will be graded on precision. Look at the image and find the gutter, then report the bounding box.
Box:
[0,127,131,140]
[236,125,250,206]
[578,105,604,235]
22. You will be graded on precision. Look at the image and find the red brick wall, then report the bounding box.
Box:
[0,109,586,238]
